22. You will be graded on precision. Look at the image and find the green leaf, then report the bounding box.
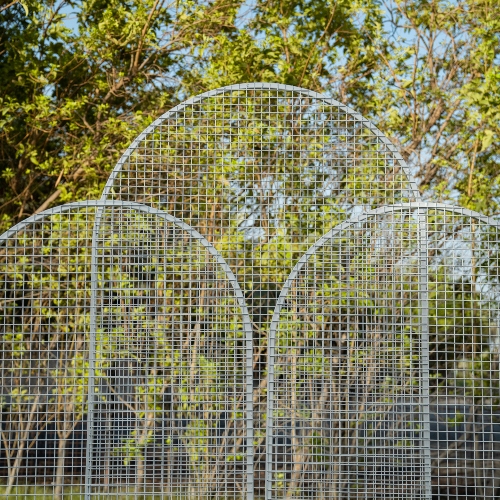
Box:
[481,129,495,152]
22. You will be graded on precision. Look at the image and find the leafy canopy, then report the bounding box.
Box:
[0,0,499,235]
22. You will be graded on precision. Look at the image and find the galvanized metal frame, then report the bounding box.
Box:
[100,82,423,498]
[102,83,421,201]
[1,82,500,499]
[265,202,500,499]
[1,200,254,499]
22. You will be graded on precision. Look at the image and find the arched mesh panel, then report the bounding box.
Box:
[266,206,429,499]
[424,206,500,500]
[4,81,499,500]
[0,201,253,499]
[266,203,500,500]
[104,84,419,274]
[102,83,421,490]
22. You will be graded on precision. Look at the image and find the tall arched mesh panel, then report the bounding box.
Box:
[266,203,500,500]
[0,201,253,499]
[102,83,421,491]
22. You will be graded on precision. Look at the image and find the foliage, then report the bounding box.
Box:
[1,0,498,227]
[346,0,500,213]
[0,0,242,233]
[1,0,500,495]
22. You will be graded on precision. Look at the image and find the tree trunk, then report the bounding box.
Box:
[5,444,26,496]
[53,434,68,500]
[4,396,40,495]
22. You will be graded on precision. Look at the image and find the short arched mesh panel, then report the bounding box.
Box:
[0,201,253,499]
[266,203,500,500]
[423,205,500,500]
[266,205,430,499]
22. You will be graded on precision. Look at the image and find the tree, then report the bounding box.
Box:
[1,1,499,226]
[191,0,500,214]
[1,0,500,496]
[341,0,500,214]
[0,0,243,234]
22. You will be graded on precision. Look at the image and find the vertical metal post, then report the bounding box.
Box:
[245,300,255,500]
[418,208,432,500]
[84,206,104,500]
[264,294,280,500]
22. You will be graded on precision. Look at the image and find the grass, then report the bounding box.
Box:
[0,486,257,499]
[0,485,194,499]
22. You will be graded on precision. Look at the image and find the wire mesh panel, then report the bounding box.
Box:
[102,83,421,492]
[265,205,430,500]
[424,206,500,500]
[0,202,97,499]
[2,82,499,499]
[266,203,500,500]
[87,203,253,499]
[0,201,253,499]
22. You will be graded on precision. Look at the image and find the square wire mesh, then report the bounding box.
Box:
[265,204,500,499]
[265,206,430,499]
[1,83,499,499]
[424,206,500,500]
[103,84,421,495]
[0,201,254,499]
[1,205,94,499]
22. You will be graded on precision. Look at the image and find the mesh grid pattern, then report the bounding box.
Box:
[103,84,421,494]
[266,206,428,499]
[105,83,419,248]
[425,206,500,500]
[265,204,500,499]
[0,201,253,499]
[1,83,499,499]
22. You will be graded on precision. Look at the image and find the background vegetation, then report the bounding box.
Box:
[0,0,499,234]
[1,0,500,498]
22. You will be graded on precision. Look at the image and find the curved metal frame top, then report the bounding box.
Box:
[101,82,421,200]
[1,200,220,246]
[266,201,499,334]
[288,201,499,278]
[0,199,255,499]
[264,200,500,500]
